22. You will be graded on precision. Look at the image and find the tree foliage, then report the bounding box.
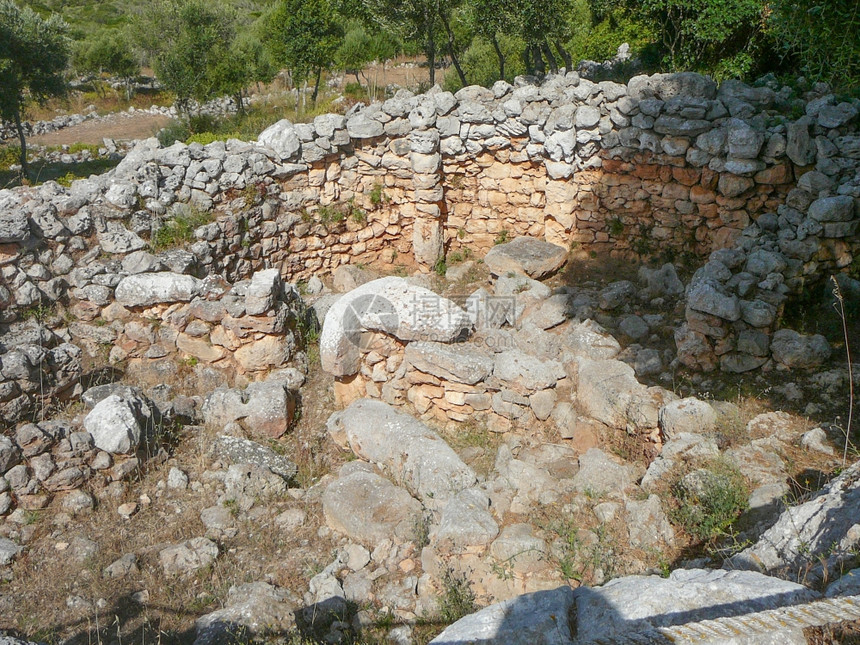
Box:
[0,0,70,178]
[264,0,343,101]
[768,0,860,89]
[75,30,138,80]
[134,0,237,114]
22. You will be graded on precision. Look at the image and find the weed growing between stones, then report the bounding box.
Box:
[437,567,477,624]
[831,275,855,466]
[671,459,749,542]
[150,206,214,251]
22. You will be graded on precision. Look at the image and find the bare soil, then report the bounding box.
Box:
[30,113,171,147]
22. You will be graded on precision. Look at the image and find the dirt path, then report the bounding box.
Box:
[30,112,171,147]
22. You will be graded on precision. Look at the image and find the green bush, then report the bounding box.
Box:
[672,460,749,541]
[0,146,20,171]
[157,120,190,147]
[437,568,477,624]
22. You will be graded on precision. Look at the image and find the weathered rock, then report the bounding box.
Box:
[83,393,157,454]
[560,319,621,360]
[159,537,219,576]
[770,329,831,369]
[430,586,576,645]
[195,582,296,645]
[405,341,494,385]
[575,358,643,429]
[0,536,22,565]
[659,397,717,439]
[483,237,568,279]
[257,120,301,160]
[320,277,471,377]
[727,460,860,583]
[114,272,201,307]
[573,568,816,643]
[431,488,499,549]
[572,448,637,496]
[0,212,30,243]
[212,434,297,480]
[326,399,476,506]
[322,468,422,545]
[493,349,565,392]
[203,381,298,439]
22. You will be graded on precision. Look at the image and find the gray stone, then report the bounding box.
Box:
[598,280,637,310]
[572,448,637,496]
[619,315,649,340]
[195,582,296,645]
[326,399,476,507]
[659,397,717,438]
[115,272,201,307]
[639,263,684,299]
[432,488,499,549]
[561,319,621,360]
[687,279,741,321]
[83,393,156,454]
[493,349,565,391]
[573,568,815,644]
[257,120,301,160]
[0,435,21,474]
[346,112,384,139]
[0,212,30,243]
[104,553,139,579]
[817,103,858,129]
[800,427,834,455]
[332,264,376,293]
[483,237,568,279]
[212,434,297,480]
[625,495,675,549]
[121,250,163,274]
[97,222,147,253]
[770,329,831,369]
[429,586,575,645]
[575,358,644,430]
[0,536,22,565]
[320,277,471,378]
[202,381,298,439]
[405,341,494,385]
[159,537,219,575]
[322,470,421,545]
[808,195,854,222]
[728,459,860,584]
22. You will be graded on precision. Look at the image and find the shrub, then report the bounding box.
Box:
[672,460,749,541]
[157,120,190,147]
[437,568,477,624]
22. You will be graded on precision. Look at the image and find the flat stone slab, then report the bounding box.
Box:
[483,237,568,279]
[405,340,494,385]
[114,272,202,307]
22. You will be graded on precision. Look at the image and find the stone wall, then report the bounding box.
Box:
[0,70,858,380]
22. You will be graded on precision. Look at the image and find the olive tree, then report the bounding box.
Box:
[0,0,70,179]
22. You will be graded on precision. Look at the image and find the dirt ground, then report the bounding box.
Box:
[30,113,171,147]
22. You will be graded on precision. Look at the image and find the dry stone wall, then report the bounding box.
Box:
[0,70,859,387]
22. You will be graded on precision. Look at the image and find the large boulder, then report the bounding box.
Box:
[319,277,471,377]
[321,467,422,545]
[0,212,30,244]
[483,237,568,279]
[114,272,202,307]
[573,568,816,644]
[326,399,476,507]
[430,586,575,645]
[727,460,860,584]
[575,358,645,429]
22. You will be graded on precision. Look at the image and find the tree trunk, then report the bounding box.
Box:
[555,40,573,72]
[235,90,245,114]
[311,67,322,104]
[491,33,505,81]
[13,103,29,181]
[427,16,436,86]
[531,44,546,76]
[440,10,467,87]
[542,41,558,74]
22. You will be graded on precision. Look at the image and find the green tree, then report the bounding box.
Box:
[630,0,764,76]
[210,34,276,112]
[768,0,860,89]
[511,0,575,75]
[76,30,139,98]
[264,0,343,104]
[0,0,70,179]
[468,0,516,80]
[134,0,236,115]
